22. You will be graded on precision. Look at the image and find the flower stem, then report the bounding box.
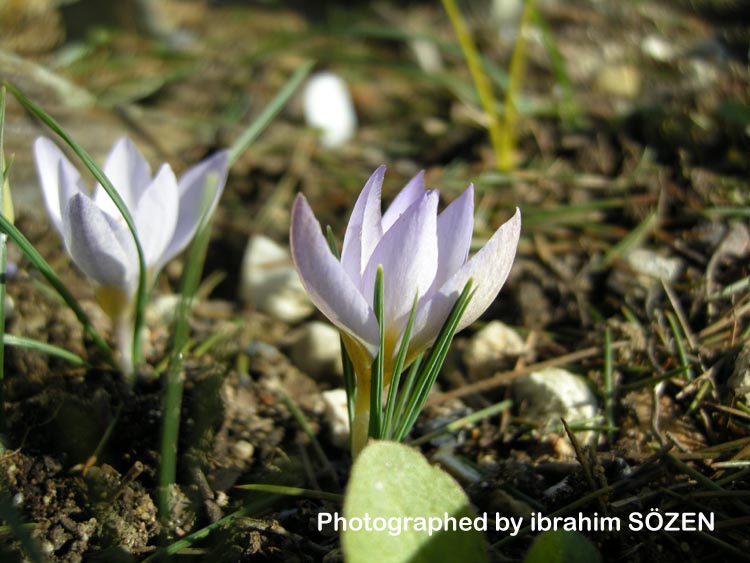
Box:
[115,313,135,378]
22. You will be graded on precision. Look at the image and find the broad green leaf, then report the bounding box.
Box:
[342,441,487,563]
[524,530,601,563]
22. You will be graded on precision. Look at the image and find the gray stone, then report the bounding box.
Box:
[290,321,343,379]
[512,367,599,446]
[321,388,350,450]
[463,321,526,380]
[239,235,313,323]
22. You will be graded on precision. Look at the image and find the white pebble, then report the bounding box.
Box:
[303,71,357,149]
[290,321,343,378]
[464,321,526,380]
[240,235,313,323]
[321,388,350,450]
[512,367,599,446]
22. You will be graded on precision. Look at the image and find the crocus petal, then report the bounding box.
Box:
[93,137,152,217]
[361,190,439,340]
[156,150,229,271]
[33,137,85,234]
[381,170,425,232]
[340,165,385,282]
[63,193,139,295]
[432,183,474,291]
[134,163,180,269]
[410,207,521,353]
[291,194,379,352]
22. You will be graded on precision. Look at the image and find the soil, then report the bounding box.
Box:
[0,1,749,562]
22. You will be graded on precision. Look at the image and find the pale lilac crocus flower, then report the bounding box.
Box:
[33,136,229,373]
[290,166,521,454]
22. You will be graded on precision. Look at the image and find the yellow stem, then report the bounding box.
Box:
[498,0,536,171]
[351,383,371,459]
[441,0,504,169]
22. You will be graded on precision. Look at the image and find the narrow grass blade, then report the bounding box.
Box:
[228,60,314,165]
[158,177,218,523]
[0,494,44,563]
[395,280,474,441]
[0,86,9,439]
[594,210,657,271]
[369,266,385,438]
[410,399,512,446]
[6,82,147,375]
[0,213,115,367]
[236,483,342,502]
[278,390,338,487]
[666,310,694,381]
[383,293,418,439]
[392,354,423,436]
[4,334,88,366]
[142,501,277,562]
[618,364,691,392]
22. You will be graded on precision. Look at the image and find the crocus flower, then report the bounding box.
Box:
[290,166,521,454]
[33,136,229,372]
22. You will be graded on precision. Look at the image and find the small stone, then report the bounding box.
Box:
[321,388,350,450]
[147,294,181,325]
[4,295,14,322]
[290,321,343,379]
[626,248,682,283]
[303,71,357,149]
[641,35,675,62]
[464,321,526,380]
[240,235,313,323]
[512,367,599,446]
[609,247,683,296]
[231,440,255,462]
[595,64,641,99]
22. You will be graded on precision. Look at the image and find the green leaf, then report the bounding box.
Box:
[4,334,88,366]
[394,279,474,441]
[524,530,601,563]
[228,60,314,165]
[369,266,385,438]
[342,441,487,563]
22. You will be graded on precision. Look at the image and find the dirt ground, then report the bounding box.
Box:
[0,0,749,561]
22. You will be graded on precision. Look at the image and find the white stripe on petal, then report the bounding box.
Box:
[94,137,152,217]
[410,207,521,353]
[341,165,385,282]
[381,170,425,232]
[63,193,139,295]
[432,183,474,292]
[157,150,229,271]
[33,137,85,235]
[134,163,180,269]
[361,190,439,335]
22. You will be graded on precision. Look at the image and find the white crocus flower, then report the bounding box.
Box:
[290,165,520,454]
[33,136,229,373]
